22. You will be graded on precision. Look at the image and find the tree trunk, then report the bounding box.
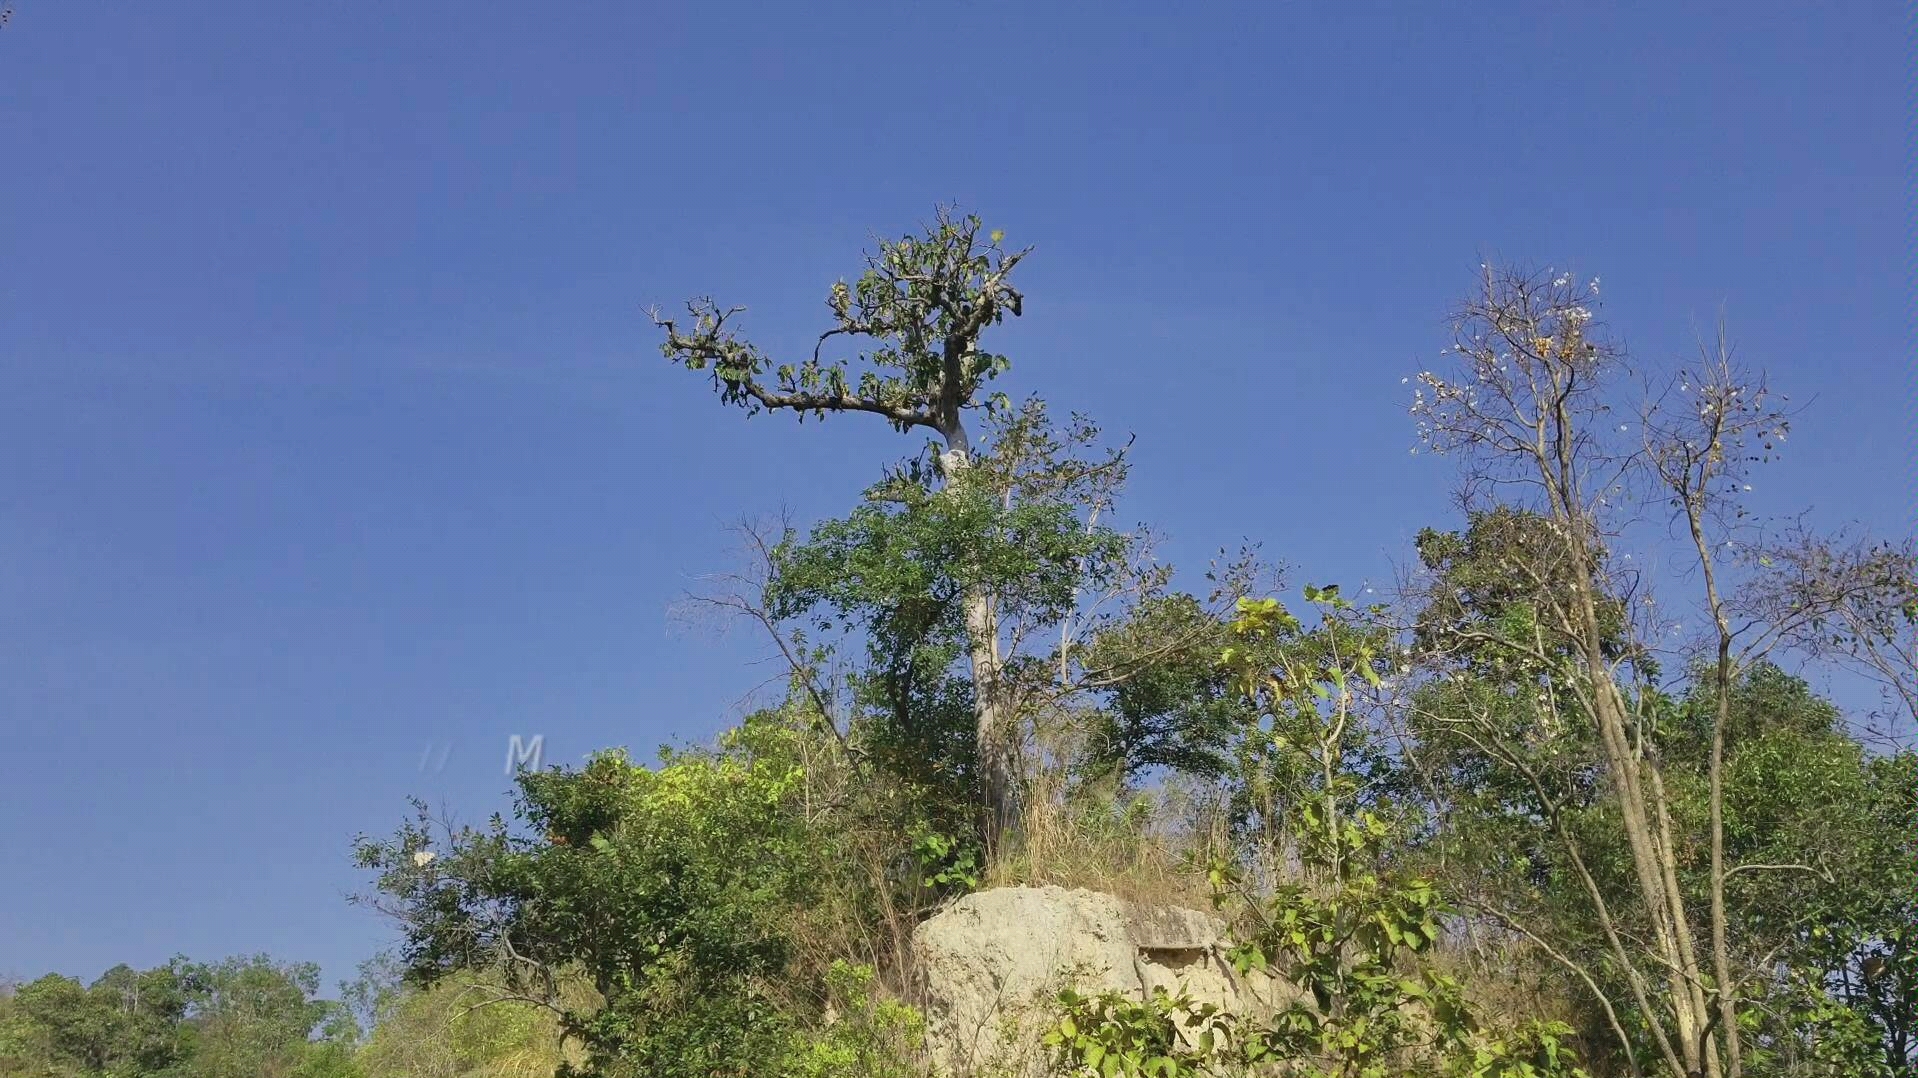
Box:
[1546,393,1716,1078]
[1589,671,1714,1078]
[939,439,1019,849]
[1684,486,1744,1078]
[963,585,1018,848]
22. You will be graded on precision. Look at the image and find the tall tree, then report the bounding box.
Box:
[1405,265,1911,1078]
[1410,268,1716,1076]
[655,208,1031,843]
[181,955,357,1078]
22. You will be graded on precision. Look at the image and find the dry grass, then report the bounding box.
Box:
[1434,929,1594,1050]
[984,767,1228,914]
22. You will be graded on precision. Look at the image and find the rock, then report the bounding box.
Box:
[909,885,1262,1075]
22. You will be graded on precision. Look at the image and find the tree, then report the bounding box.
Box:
[359,741,805,1076]
[355,711,940,1078]
[2,973,125,1076]
[86,964,194,1077]
[1738,530,1918,745]
[1403,265,1914,1078]
[1407,267,1717,1076]
[347,957,581,1078]
[757,398,1152,819]
[1690,672,1916,1077]
[180,956,358,1078]
[655,207,1032,844]
[0,957,355,1078]
[1049,588,1591,1078]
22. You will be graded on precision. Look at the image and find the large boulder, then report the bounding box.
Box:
[910,885,1260,1075]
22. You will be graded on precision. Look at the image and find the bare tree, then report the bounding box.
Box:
[1740,529,1918,747]
[1412,265,1715,1078]
[1407,266,1912,1078]
[1640,335,1792,1078]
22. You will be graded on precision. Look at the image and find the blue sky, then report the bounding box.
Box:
[0,3,1907,992]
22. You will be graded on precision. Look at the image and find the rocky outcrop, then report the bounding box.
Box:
[910,886,1267,1075]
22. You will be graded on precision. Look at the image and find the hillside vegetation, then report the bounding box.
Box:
[7,213,1912,1078]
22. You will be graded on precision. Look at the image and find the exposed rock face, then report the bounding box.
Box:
[910,885,1259,1075]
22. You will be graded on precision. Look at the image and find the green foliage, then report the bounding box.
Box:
[183,956,358,1078]
[1727,744,1916,1078]
[1406,522,1918,1076]
[347,956,583,1078]
[787,963,927,1078]
[0,956,357,1078]
[355,706,953,1078]
[908,825,983,892]
[1047,986,1230,1078]
[0,966,190,1077]
[356,724,826,1078]
[1413,509,1640,673]
[655,207,1025,433]
[1215,590,1398,862]
[767,463,1104,798]
[1050,588,1589,1078]
[1080,593,1250,782]
[763,399,1134,828]
[771,458,1116,636]
[1212,827,1584,1078]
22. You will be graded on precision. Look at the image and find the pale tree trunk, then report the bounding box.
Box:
[1681,478,1745,1078]
[939,437,1019,848]
[1545,393,1718,1078]
[1648,759,1719,1076]
[963,583,1018,847]
[1587,651,1716,1078]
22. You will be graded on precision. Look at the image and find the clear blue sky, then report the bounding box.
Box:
[1,3,1907,992]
